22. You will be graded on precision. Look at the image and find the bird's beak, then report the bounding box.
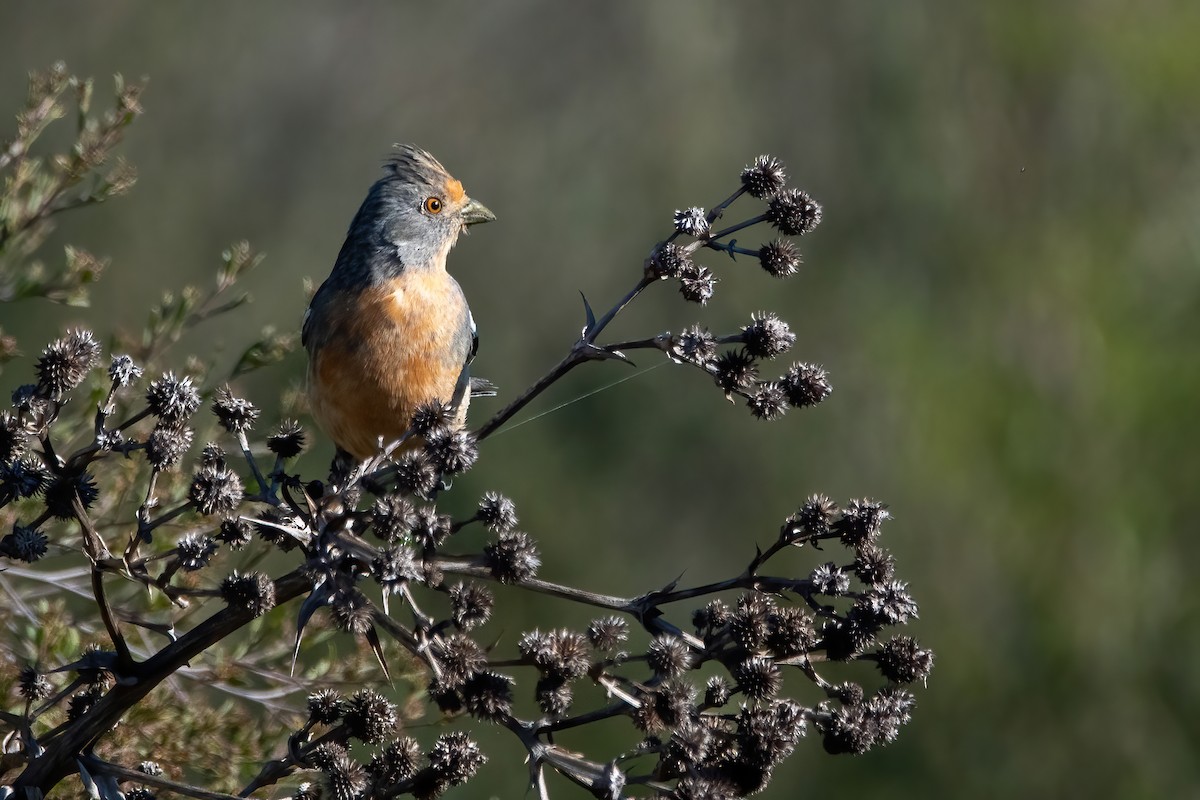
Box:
[461,197,496,226]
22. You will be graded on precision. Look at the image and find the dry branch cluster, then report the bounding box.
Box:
[0,65,931,800]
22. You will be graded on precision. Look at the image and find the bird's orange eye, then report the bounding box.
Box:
[424,196,443,214]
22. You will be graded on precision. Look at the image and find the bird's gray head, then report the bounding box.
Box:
[335,144,495,283]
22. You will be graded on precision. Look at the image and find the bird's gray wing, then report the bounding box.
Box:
[448,309,480,413]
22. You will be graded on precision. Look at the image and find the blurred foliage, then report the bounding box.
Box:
[0,2,1198,798]
[0,62,139,308]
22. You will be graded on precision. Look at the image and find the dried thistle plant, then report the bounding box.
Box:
[0,67,931,800]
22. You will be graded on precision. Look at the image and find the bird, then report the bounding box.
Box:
[303,144,495,463]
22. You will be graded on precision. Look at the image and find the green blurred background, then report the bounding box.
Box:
[3,2,1198,797]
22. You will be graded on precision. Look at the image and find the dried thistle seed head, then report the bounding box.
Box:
[331,587,373,634]
[631,691,666,734]
[673,206,711,238]
[836,498,890,547]
[412,505,451,549]
[176,532,218,571]
[484,531,540,583]
[36,329,100,398]
[145,423,194,471]
[420,561,444,592]
[428,731,487,786]
[646,634,694,677]
[436,633,487,689]
[810,562,851,596]
[872,687,916,743]
[537,676,574,716]
[731,593,776,652]
[449,581,494,630]
[199,442,226,468]
[373,545,421,594]
[676,325,717,365]
[461,670,514,722]
[767,606,818,657]
[694,599,732,638]
[742,313,795,359]
[266,419,306,458]
[189,462,243,516]
[367,736,422,787]
[145,372,201,425]
[317,743,367,800]
[876,635,934,685]
[758,239,801,278]
[409,400,454,435]
[518,629,554,665]
[587,616,629,651]
[523,629,591,681]
[43,471,98,518]
[781,362,831,407]
[735,656,783,701]
[648,242,693,280]
[307,688,346,725]
[704,675,733,707]
[747,382,788,420]
[741,155,787,199]
[67,683,105,721]
[211,386,259,434]
[854,543,896,586]
[713,350,758,396]
[818,701,875,755]
[216,516,253,550]
[393,450,438,497]
[766,187,822,236]
[860,580,919,626]
[220,571,276,617]
[652,676,697,728]
[477,491,517,532]
[108,354,142,387]
[667,719,710,777]
[678,264,717,305]
[2,525,48,563]
[553,633,595,680]
[821,615,877,661]
[737,699,807,770]
[370,493,417,543]
[344,688,398,744]
[308,741,350,771]
[782,494,839,542]
[831,681,865,706]
[423,426,478,475]
[422,560,444,590]
[18,665,52,701]
[0,456,49,502]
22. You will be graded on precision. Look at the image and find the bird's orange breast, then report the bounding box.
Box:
[308,271,468,459]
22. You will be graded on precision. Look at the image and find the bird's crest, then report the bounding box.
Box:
[386,144,457,193]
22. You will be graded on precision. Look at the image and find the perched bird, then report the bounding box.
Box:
[303,145,495,462]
